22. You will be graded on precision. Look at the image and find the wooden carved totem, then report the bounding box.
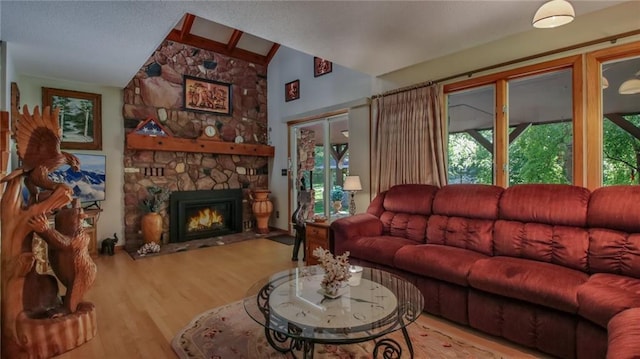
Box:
[0,105,97,358]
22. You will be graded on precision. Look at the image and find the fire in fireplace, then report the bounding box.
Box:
[169,189,243,243]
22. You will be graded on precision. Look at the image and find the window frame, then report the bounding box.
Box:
[444,55,584,187]
[586,41,640,189]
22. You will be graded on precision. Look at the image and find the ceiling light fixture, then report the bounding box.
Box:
[532,0,575,29]
[618,70,640,95]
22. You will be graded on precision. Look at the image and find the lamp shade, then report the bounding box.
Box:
[532,0,575,28]
[619,71,640,95]
[343,176,362,191]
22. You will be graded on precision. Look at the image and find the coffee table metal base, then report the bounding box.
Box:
[263,322,415,359]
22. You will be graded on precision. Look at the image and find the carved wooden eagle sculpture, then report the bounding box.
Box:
[1,105,80,200]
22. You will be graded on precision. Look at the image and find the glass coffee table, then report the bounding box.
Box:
[244,266,424,358]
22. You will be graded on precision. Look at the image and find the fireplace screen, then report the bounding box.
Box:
[169,189,243,242]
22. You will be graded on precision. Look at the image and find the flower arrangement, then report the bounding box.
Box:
[139,186,171,213]
[313,247,351,296]
[137,242,161,256]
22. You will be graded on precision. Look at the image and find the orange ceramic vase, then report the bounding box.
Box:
[252,189,273,234]
[141,212,163,244]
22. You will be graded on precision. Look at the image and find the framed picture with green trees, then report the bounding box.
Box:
[42,87,102,150]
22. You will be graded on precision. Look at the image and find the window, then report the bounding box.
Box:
[601,56,640,185]
[444,56,582,187]
[447,85,494,184]
[508,69,573,185]
[586,41,640,189]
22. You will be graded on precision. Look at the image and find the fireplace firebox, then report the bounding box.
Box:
[169,189,243,243]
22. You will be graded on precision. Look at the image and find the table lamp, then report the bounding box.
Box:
[343,176,362,216]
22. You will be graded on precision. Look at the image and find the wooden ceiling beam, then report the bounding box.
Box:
[227,30,243,51]
[167,30,268,66]
[266,44,280,65]
[180,13,196,42]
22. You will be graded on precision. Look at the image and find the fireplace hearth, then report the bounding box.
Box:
[169,189,243,243]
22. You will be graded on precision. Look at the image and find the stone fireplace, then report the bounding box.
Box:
[169,189,243,242]
[121,39,272,252]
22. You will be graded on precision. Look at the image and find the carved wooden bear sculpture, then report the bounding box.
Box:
[28,200,97,314]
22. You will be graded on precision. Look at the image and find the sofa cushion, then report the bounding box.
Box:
[378,184,438,243]
[494,221,589,272]
[589,229,640,278]
[607,308,640,359]
[379,212,428,243]
[428,216,494,256]
[432,184,503,220]
[588,185,640,234]
[344,236,416,267]
[468,256,588,313]
[577,273,640,328]
[381,184,438,215]
[394,244,488,286]
[499,184,590,227]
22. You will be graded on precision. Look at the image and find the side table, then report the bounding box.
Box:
[305,221,333,265]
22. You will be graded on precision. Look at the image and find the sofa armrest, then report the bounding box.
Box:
[607,308,640,358]
[331,214,383,255]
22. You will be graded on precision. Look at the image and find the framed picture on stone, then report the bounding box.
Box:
[183,75,232,116]
[42,87,102,150]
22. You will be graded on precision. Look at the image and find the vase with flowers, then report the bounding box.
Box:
[139,186,171,245]
[312,247,351,297]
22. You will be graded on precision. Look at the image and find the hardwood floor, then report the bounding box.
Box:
[55,238,544,358]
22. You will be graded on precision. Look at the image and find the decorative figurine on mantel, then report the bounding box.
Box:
[1,105,97,358]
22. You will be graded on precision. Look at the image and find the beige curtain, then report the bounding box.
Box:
[372,84,447,194]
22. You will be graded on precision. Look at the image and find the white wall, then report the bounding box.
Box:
[267,46,374,230]
[18,75,125,246]
[1,41,17,170]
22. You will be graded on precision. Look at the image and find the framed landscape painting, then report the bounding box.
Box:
[42,87,102,150]
[183,75,232,115]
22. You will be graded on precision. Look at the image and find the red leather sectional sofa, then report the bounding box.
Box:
[331,183,640,359]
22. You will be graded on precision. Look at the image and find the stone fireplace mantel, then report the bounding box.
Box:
[126,132,274,157]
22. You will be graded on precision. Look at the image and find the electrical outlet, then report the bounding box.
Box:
[276,211,280,218]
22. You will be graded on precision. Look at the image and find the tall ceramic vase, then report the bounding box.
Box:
[252,189,273,234]
[141,212,163,244]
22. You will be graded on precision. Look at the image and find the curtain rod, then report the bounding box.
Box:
[372,29,640,100]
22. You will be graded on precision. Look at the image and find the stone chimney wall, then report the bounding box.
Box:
[122,40,269,252]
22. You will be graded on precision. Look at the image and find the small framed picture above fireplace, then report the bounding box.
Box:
[183,75,232,116]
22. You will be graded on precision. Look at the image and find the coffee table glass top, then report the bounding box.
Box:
[244,266,424,343]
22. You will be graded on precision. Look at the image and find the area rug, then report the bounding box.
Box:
[267,235,295,246]
[172,300,509,359]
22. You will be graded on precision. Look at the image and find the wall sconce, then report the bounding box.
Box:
[532,0,575,29]
[343,176,362,216]
[341,130,349,138]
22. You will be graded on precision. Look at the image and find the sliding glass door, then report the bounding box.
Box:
[290,113,349,221]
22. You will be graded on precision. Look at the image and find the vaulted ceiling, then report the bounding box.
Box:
[0,1,629,88]
[167,13,280,67]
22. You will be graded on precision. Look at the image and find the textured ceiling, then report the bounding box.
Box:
[0,1,628,88]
